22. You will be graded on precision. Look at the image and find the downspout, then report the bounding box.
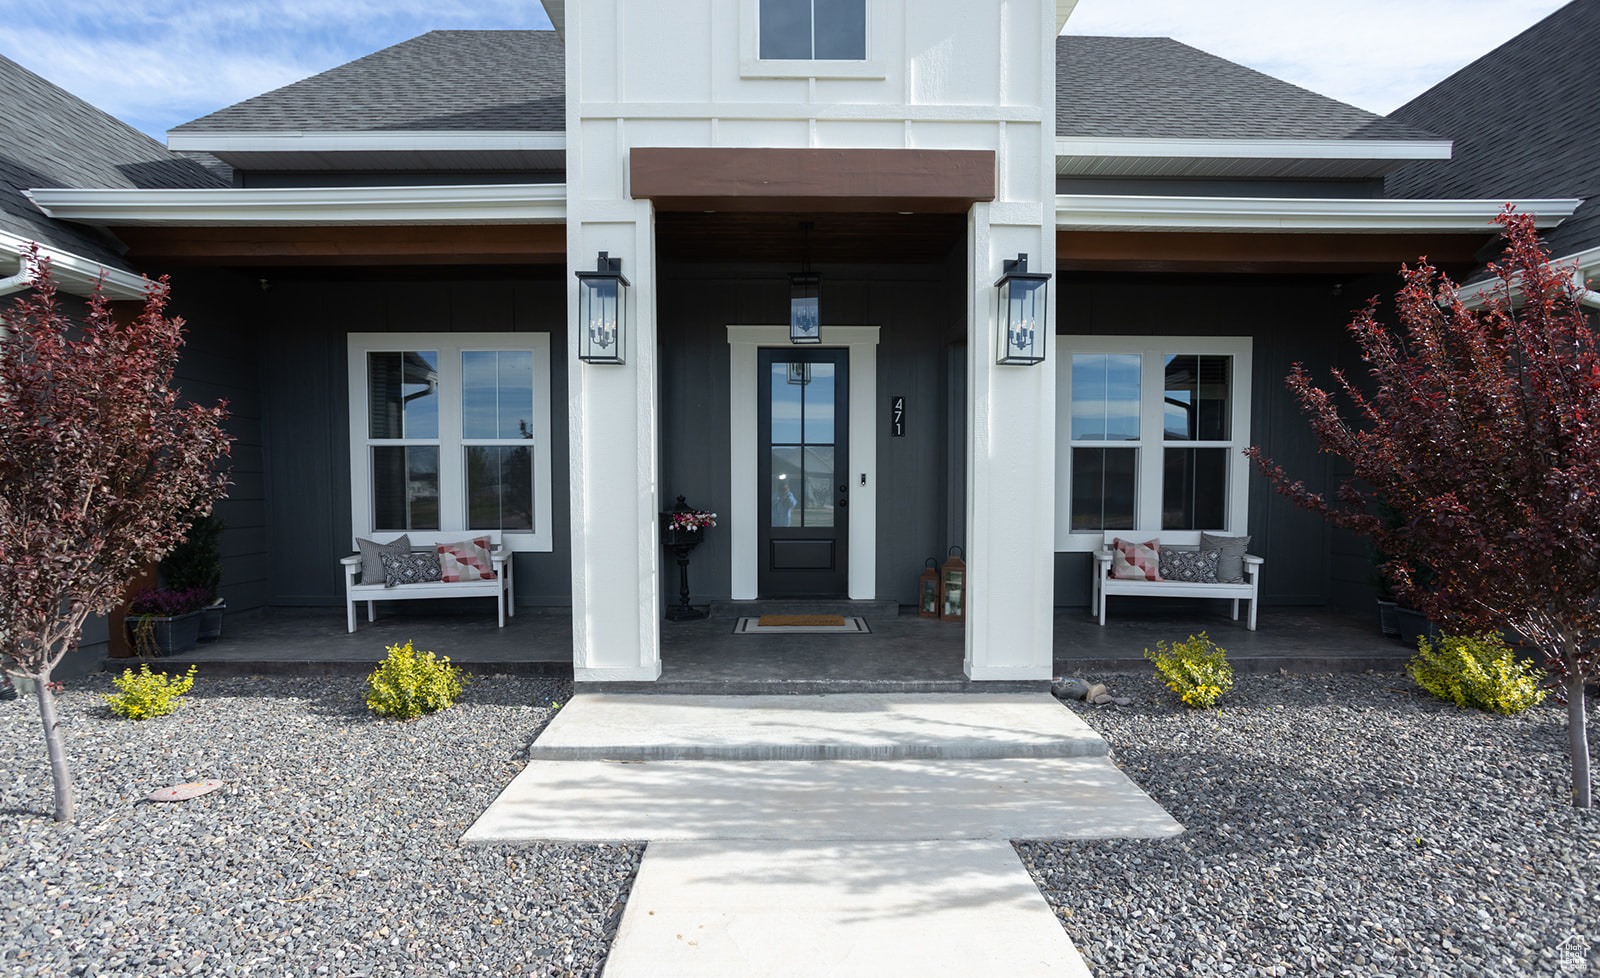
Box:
[0,262,35,297]
[1573,270,1600,310]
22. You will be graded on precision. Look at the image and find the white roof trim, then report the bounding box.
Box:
[25,183,569,227]
[1056,194,1583,233]
[1456,244,1600,308]
[1055,136,1453,161]
[166,130,566,154]
[1057,0,1080,33]
[0,229,150,300]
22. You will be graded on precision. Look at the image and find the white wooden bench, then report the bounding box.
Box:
[340,532,515,633]
[1092,531,1263,630]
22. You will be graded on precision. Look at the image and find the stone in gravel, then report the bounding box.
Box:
[1084,683,1107,702]
[1053,679,1091,701]
[1111,697,1132,707]
[1091,693,1114,705]
[147,780,225,802]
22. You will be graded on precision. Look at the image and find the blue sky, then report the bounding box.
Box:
[0,0,1570,141]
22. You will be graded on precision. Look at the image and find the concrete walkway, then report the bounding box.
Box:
[463,693,1181,976]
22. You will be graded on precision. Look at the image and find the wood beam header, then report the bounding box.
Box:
[1057,230,1489,274]
[630,147,996,213]
[114,225,566,266]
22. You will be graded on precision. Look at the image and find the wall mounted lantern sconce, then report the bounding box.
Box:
[576,251,629,364]
[790,221,821,344]
[995,253,1050,365]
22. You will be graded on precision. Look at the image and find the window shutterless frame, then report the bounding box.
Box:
[739,0,885,78]
[348,332,554,553]
[1053,336,1253,553]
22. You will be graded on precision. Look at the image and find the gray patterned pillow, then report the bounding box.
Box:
[379,550,443,588]
[356,534,411,585]
[1158,548,1220,583]
[1201,532,1252,584]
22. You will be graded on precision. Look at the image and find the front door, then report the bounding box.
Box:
[757,348,849,597]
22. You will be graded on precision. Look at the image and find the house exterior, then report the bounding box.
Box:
[1385,0,1600,306]
[15,1,1584,682]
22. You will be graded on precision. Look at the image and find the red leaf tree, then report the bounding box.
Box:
[1249,211,1599,808]
[0,253,231,822]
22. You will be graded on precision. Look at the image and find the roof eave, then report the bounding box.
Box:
[1056,194,1583,233]
[0,229,151,301]
[1055,136,1453,180]
[25,184,570,227]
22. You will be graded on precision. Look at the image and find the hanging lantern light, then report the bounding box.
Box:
[994,253,1050,365]
[790,221,821,344]
[940,546,966,623]
[576,251,629,364]
[918,558,941,619]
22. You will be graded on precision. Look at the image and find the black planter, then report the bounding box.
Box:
[1394,607,1440,649]
[198,602,226,641]
[126,612,202,656]
[1376,599,1399,637]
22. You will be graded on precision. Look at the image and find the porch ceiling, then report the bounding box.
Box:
[1057,229,1495,274]
[112,224,566,266]
[656,211,966,264]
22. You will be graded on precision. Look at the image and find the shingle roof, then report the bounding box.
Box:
[1056,35,1439,142]
[171,31,565,135]
[171,29,1433,149]
[1386,0,1600,256]
[0,53,224,270]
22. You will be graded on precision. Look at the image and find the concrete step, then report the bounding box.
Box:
[706,598,901,620]
[601,840,1092,978]
[463,755,1181,843]
[576,678,1051,695]
[527,693,1108,761]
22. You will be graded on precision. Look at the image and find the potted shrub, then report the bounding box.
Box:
[126,587,208,657]
[162,514,225,640]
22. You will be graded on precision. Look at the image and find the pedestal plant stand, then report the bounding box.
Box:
[662,495,717,622]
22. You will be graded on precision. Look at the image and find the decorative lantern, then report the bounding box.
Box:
[576,251,629,364]
[994,253,1050,365]
[790,221,820,344]
[918,558,941,619]
[940,546,966,623]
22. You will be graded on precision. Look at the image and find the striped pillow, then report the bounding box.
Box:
[437,536,497,583]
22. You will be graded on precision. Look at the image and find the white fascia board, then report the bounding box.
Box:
[1057,0,1080,33]
[166,130,566,155]
[25,183,569,227]
[1055,136,1454,161]
[541,0,565,38]
[0,229,150,300]
[1456,243,1600,308]
[1056,194,1583,232]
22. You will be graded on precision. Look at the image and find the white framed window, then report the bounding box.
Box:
[1054,336,1253,552]
[347,333,553,553]
[740,0,884,79]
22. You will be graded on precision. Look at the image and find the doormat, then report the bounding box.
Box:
[734,616,871,634]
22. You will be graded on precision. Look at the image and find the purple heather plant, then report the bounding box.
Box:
[129,587,209,617]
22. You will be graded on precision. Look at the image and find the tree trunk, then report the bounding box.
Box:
[33,668,75,823]
[1568,671,1592,809]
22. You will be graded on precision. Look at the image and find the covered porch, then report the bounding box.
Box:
[132,604,1406,690]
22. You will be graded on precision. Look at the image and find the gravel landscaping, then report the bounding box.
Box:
[0,672,636,978]
[1021,672,1600,978]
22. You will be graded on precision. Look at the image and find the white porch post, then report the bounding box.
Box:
[568,205,663,682]
[963,219,1057,678]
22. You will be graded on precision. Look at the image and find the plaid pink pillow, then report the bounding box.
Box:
[437,536,497,582]
[1111,537,1162,581]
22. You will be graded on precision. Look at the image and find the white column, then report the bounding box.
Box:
[568,204,663,682]
[963,202,1057,681]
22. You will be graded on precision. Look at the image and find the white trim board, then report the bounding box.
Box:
[25,184,568,227]
[1055,136,1453,161]
[1054,194,1583,233]
[0,229,149,300]
[727,325,880,601]
[166,131,566,154]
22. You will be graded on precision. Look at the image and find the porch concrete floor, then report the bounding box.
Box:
[126,603,1407,684]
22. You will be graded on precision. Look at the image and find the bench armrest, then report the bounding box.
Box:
[490,547,511,567]
[340,555,362,580]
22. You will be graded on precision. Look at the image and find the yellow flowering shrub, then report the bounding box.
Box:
[1145,632,1234,708]
[1409,632,1545,715]
[105,664,198,720]
[365,641,466,720]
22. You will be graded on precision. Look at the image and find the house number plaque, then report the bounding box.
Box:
[890,395,906,437]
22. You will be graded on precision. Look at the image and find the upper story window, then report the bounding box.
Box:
[759,0,866,60]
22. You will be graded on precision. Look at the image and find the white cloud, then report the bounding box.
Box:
[1064,0,1569,114]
